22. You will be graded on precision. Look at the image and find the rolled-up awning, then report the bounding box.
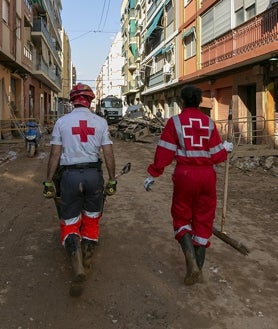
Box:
[143,8,163,42]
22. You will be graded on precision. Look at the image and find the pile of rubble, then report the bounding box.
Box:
[110,115,166,142]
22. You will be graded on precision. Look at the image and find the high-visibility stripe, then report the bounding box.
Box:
[210,144,224,154]
[158,139,177,151]
[63,215,81,225]
[174,224,192,236]
[176,149,211,157]
[173,115,186,149]
[83,210,101,218]
[192,235,209,246]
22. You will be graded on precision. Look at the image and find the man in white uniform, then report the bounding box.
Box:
[43,83,116,296]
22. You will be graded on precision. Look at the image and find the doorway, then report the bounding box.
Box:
[238,84,257,144]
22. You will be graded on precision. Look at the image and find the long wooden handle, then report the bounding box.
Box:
[221,106,233,232]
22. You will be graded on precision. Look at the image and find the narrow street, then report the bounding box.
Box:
[0,135,277,329]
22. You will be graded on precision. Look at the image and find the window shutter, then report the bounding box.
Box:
[245,0,255,8]
[235,0,243,11]
[214,0,231,38]
[201,9,214,45]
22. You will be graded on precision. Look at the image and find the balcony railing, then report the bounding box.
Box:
[202,5,278,68]
[24,0,32,12]
[148,69,164,88]
[35,57,62,88]
[32,18,61,66]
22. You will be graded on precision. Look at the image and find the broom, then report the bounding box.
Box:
[213,105,250,256]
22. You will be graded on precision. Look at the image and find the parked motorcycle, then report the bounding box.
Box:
[25,121,42,157]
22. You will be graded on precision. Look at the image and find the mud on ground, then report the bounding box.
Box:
[0,136,277,329]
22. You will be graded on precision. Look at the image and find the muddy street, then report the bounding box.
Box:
[0,137,277,329]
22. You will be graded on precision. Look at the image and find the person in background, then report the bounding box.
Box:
[144,85,233,285]
[43,83,117,296]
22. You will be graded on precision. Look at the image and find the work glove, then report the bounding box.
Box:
[43,181,56,199]
[144,176,154,191]
[104,180,117,196]
[223,140,233,153]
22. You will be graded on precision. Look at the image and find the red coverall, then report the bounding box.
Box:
[147,108,228,247]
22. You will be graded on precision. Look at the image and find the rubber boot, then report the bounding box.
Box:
[194,245,206,283]
[65,234,86,297]
[81,239,97,277]
[179,233,201,285]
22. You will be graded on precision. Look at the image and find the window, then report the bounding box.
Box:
[246,4,256,20]
[184,0,191,6]
[201,0,231,45]
[235,7,244,25]
[183,28,196,59]
[2,0,9,24]
[234,0,256,27]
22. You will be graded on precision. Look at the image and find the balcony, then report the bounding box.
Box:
[33,56,62,92]
[148,69,164,88]
[32,18,61,66]
[24,0,33,27]
[22,44,33,69]
[201,5,278,71]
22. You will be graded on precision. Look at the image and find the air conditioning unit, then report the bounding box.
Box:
[163,63,172,75]
[138,19,143,27]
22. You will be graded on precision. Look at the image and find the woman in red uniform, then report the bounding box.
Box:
[144,85,233,285]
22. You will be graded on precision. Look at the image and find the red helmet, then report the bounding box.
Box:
[70,83,95,108]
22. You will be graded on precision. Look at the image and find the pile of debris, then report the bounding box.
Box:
[110,105,166,142]
[110,116,165,142]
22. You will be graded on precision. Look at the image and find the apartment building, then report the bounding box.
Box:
[0,0,64,139]
[1,0,33,136]
[58,28,72,116]
[121,0,278,147]
[121,0,180,116]
[95,32,125,110]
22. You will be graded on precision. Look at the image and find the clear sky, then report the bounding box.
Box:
[61,0,123,90]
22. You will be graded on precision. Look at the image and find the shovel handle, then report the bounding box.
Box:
[221,105,233,232]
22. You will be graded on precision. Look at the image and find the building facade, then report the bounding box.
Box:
[0,0,68,139]
[58,28,72,117]
[120,0,278,147]
[95,31,125,112]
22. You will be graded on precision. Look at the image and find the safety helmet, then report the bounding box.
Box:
[70,83,95,108]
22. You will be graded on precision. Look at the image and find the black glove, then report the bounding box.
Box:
[43,181,56,199]
[104,180,117,196]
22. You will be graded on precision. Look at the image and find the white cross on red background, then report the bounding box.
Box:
[182,118,210,147]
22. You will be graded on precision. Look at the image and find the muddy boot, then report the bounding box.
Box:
[179,233,201,285]
[194,245,206,283]
[81,239,97,277]
[65,234,86,297]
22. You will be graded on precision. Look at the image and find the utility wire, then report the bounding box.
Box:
[101,0,111,31]
[97,0,107,31]
[70,30,117,41]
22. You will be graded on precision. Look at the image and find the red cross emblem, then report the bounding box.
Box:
[182,118,210,147]
[72,120,95,142]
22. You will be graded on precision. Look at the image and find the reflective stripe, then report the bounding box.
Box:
[158,139,177,152]
[174,224,192,236]
[177,149,211,157]
[173,115,186,149]
[62,215,81,225]
[192,235,209,246]
[210,143,224,154]
[83,210,101,218]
